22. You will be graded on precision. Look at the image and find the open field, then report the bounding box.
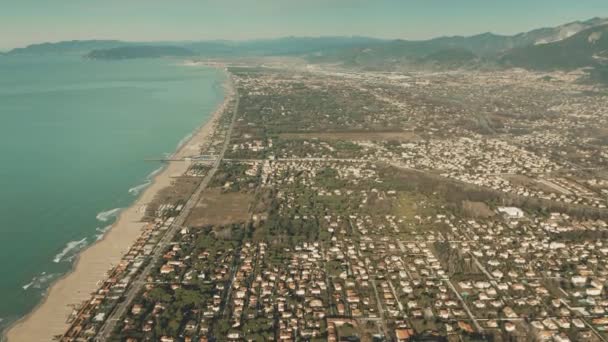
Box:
[187,188,253,226]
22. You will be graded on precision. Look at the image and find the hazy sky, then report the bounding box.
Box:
[1,0,608,49]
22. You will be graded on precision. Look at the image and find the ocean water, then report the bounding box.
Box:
[0,55,225,332]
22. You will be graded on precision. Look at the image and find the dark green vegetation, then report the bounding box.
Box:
[112,225,245,341]
[424,48,479,68]
[590,65,608,84]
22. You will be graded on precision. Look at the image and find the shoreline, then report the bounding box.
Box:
[3,67,232,342]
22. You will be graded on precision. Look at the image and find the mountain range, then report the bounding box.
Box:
[500,24,608,70]
[3,36,383,59]
[3,17,608,78]
[307,17,608,71]
[86,45,197,60]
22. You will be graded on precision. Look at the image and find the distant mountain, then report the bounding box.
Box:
[420,18,608,55]
[306,17,608,70]
[86,45,197,60]
[424,48,479,67]
[528,17,608,45]
[182,36,385,57]
[5,16,608,72]
[500,24,608,70]
[307,39,485,70]
[590,65,608,84]
[6,40,130,55]
[6,36,385,59]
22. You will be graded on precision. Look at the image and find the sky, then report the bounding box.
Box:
[1,0,608,50]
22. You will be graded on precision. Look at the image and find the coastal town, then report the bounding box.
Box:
[52,65,608,342]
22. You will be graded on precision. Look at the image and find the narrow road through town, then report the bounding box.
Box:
[94,80,239,341]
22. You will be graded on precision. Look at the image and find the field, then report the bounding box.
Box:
[186,188,253,226]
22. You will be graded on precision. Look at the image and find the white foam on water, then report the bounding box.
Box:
[95,225,112,241]
[96,208,122,222]
[147,165,164,179]
[22,272,59,290]
[176,133,193,150]
[53,238,87,263]
[128,164,164,196]
[34,272,57,288]
[128,181,151,196]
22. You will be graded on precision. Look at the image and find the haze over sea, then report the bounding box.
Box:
[0,55,224,331]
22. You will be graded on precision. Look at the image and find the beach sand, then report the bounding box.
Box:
[4,75,232,342]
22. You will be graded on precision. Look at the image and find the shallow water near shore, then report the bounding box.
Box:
[0,54,224,332]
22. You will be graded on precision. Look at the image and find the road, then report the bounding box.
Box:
[94,80,239,341]
[443,279,483,333]
[223,157,370,163]
[370,279,388,336]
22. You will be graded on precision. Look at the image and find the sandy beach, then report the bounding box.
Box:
[4,71,232,342]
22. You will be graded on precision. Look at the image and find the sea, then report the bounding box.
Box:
[0,54,225,333]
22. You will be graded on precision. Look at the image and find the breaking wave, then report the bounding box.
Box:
[147,165,164,179]
[96,208,122,222]
[53,238,88,263]
[128,181,151,196]
[128,165,164,196]
[22,272,58,290]
[176,133,193,150]
[95,225,112,241]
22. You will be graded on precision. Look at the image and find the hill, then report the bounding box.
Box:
[5,17,607,73]
[6,36,385,59]
[306,17,608,70]
[182,36,385,57]
[6,40,130,55]
[423,48,479,67]
[500,24,608,70]
[86,46,197,60]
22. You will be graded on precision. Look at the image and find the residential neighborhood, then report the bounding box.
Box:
[58,66,608,341]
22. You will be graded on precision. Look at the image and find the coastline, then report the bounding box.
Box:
[3,68,232,342]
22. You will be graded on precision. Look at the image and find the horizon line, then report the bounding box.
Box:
[4,15,606,51]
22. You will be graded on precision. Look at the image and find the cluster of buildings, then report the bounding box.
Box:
[61,204,185,341]
[381,137,607,208]
[58,66,608,341]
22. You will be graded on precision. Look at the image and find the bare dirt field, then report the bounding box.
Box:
[462,200,495,218]
[187,188,252,226]
[503,174,557,194]
[145,175,202,220]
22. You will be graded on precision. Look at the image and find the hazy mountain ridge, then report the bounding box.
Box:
[5,40,131,55]
[5,17,608,79]
[308,17,608,69]
[530,17,608,45]
[424,48,479,66]
[5,37,385,59]
[86,45,197,60]
[500,24,608,70]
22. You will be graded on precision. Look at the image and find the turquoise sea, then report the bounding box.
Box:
[0,55,225,332]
